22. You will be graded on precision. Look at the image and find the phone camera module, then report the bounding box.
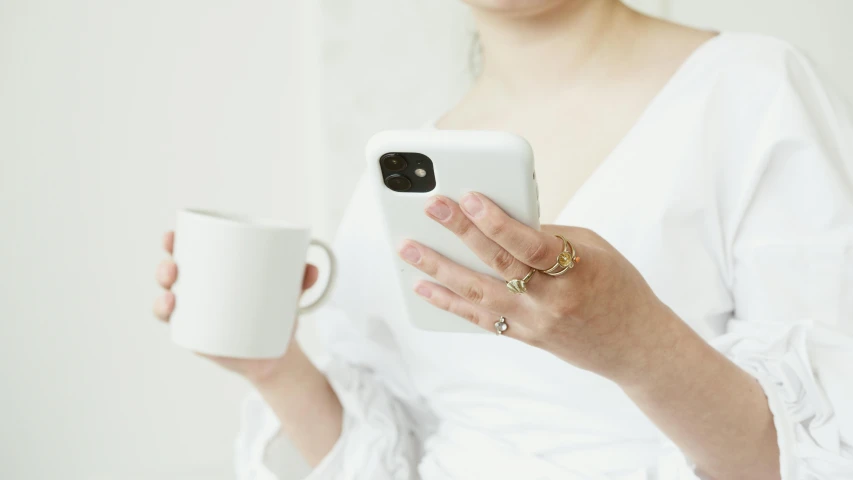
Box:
[378,151,434,193]
[384,174,412,192]
[380,154,407,172]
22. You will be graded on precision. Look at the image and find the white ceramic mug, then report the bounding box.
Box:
[170,209,336,358]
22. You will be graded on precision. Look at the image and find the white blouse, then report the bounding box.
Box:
[236,33,853,480]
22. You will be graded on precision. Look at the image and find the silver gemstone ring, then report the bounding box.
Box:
[495,316,508,336]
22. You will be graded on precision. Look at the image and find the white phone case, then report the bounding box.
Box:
[366,130,540,334]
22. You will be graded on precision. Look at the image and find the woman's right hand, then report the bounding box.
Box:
[153,231,320,384]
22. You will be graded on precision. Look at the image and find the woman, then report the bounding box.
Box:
[154,1,853,479]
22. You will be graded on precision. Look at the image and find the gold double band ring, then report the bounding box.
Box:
[505,234,580,295]
[541,235,579,276]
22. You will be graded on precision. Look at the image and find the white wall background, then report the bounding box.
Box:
[0,1,322,479]
[319,0,475,229]
[630,0,853,103]
[1,1,851,479]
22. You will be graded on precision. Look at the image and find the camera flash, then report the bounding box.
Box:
[414,168,427,178]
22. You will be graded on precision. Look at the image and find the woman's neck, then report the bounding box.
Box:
[472,0,644,95]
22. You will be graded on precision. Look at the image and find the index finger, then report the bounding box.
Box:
[459,192,563,270]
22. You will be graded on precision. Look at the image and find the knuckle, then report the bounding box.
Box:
[491,248,517,273]
[421,255,439,276]
[525,241,551,266]
[555,295,579,317]
[555,303,573,319]
[432,292,451,311]
[459,282,484,305]
[532,324,558,348]
[484,218,507,238]
[454,218,475,238]
[535,314,560,334]
[459,306,480,325]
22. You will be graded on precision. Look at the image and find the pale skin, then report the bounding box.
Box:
[154,1,780,478]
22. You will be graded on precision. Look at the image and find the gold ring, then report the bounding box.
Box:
[506,268,536,294]
[541,235,579,276]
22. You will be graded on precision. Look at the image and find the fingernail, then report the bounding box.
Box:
[414,284,432,298]
[426,198,451,221]
[400,244,421,264]
[461,194,483,218]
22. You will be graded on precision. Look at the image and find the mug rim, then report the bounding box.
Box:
[179,208,306,230]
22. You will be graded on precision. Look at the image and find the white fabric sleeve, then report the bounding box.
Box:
[234,355,419,480]
[234,175,421,479]
[703,38,853,479]
[711,321,853,479]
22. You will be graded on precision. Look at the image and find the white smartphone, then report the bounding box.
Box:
[366,130,540,334]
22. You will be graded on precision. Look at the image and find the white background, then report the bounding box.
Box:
[1,1,851,479]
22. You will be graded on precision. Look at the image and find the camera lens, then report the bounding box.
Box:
[381,154,407,172]
[384,174,412,192]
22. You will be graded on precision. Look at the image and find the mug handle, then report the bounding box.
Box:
[298,238,337,314]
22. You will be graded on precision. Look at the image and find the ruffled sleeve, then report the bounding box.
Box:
[712,321,853,478]
[704,36,853,479]
[235,354,419,480]
[234,175,423,479]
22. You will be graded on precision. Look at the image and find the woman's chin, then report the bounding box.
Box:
[461,0,574,16]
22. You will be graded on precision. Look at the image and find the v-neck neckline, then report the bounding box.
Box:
[551,32,725,224]
[428,32,726,224]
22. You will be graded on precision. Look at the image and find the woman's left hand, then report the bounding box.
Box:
[399,192,686,385]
